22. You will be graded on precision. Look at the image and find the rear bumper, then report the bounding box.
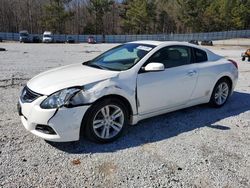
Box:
[231,69,238,95]
[19,97,90,142]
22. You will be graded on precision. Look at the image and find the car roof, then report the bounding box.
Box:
[128,40,202,47]
[128,40,165,46]
[19,30,28,33]
[128,40,223,61]
[129,40,215,52]
[43,31,52,34]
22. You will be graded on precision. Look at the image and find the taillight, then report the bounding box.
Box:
[228,59,238,69]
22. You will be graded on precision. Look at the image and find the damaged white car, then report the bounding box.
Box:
[18,41,238,143]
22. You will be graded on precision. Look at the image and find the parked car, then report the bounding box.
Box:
[32,35,41,43]
[18,41,238,143]
[189,40,199,45]
[42,31,53,43]
[201,40,213,46]
[55,40,65,43]
[241,49,250,61]
[88,36,96,44]
[19,30,30,43]
[66,36,75,43]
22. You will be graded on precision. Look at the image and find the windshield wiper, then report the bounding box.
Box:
[83,61,120,71]
[85,63,105,70]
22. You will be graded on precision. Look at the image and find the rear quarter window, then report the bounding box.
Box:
[194,48,208,63]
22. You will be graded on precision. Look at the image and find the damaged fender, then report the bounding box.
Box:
[73,77,137,116]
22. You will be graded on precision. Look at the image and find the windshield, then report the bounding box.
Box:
[44,35,52,38]
[85,43,155,71]
[20,33,28,37]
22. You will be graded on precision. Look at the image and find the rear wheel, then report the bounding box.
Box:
[84,98,128,143]
[210,78,231,107]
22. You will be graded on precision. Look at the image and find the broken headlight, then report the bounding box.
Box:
[40,87,84,109]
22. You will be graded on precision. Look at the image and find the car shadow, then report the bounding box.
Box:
[47,91,250,154]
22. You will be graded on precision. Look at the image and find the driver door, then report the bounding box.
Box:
[137,45,198,115]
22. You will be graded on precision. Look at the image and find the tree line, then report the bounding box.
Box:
[0,0,249,35]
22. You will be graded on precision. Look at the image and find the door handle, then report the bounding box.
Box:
[187,70,197,76]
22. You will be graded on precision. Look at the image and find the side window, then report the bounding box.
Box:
[194,48,208,63]
[147,46,192,68]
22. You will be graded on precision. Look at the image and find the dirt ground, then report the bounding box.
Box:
[0,41,250,187]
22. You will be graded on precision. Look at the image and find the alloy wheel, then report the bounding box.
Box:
[214,82,229,105]
[92,105,124,139]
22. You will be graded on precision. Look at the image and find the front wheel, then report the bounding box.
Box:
[209,79,231,107]
[84,99,128,143]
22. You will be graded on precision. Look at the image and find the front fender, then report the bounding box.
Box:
[81,78,137,115]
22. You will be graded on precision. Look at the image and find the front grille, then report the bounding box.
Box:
[21,86,42,103]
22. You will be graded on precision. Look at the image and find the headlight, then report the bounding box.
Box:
[40,87,82,109]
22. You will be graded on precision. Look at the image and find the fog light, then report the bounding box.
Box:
[35,124,56,135]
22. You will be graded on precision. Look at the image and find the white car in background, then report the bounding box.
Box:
[42,31,53,43]
[18,41,238,143]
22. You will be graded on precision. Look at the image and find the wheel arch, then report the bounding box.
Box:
[92,94,133,118]
[215,76,233,91]
[209,75,233,107]
[211,75,233,99]
[80,94,134,137]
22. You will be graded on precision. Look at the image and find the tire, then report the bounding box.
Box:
[209,78,231,108]
[242,56,245,61]
[83,98,128,143]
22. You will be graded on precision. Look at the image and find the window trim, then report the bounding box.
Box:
[192,47,208,63]
[140,45,194,72]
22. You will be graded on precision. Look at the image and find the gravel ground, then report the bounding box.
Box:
[0,42,250,188]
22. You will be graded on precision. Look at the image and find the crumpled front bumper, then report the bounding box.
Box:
[18,96,90,142]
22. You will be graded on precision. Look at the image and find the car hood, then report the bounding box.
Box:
[27,63,119,95]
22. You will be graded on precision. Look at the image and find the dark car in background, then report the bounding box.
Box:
[32,35,41,43]
[201,40,213,46]
[66,36,75,43]
[189,40,199,45]
[19,30,30,43]
[88,36,96,44]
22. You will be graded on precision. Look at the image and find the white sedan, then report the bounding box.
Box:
[18,41,238,143]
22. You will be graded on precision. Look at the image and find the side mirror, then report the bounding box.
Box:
[144,62,165,72]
